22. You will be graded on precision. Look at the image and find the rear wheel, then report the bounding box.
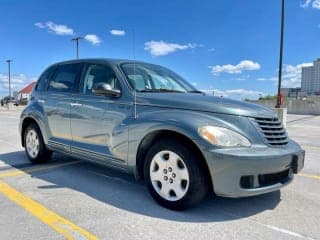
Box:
[24,123,52,163]
[144,139,208,210]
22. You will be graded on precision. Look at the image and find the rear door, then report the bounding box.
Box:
[44,63,83,152]
[70,62,132,167]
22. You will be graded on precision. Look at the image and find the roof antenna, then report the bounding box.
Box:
[133,29,137,119]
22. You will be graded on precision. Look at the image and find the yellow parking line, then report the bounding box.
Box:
[299,173,320,180]
[0,180,98,240]
[0,160,80,178]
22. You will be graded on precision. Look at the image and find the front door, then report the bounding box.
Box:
[70,63,132,166]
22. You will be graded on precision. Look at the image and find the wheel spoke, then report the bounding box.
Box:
[153,154,166,169]
[172,184,186,199]
[168,152,178,165]
[150,169,162,182]
[160,183,171,199]
[176,168,189,180]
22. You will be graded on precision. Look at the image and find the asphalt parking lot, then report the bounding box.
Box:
[0,106,319,240]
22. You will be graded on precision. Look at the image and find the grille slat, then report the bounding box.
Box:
[260,125,284,130]
[262,129,285,134]
[255,120,282,125]
[252,117,288,146]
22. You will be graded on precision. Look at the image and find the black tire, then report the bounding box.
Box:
[24,123,52,163]
[144,139,209,210]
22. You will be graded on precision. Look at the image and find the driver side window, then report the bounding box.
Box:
[82,64,120,95]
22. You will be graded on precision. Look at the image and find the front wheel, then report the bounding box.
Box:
[144,139,208,210]
[24,123,52,163]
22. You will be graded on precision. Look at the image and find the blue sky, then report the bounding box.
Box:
[0,0,320,99]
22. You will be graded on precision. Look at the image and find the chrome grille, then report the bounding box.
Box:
[252,117,288,146]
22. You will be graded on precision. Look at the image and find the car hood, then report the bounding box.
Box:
[136,93,276,118]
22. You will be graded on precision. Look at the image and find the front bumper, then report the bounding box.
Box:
[198,140,305,198]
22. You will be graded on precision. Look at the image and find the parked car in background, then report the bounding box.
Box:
[1,96,18,106]
[19,59,305,210]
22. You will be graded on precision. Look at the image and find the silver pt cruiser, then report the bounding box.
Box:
[20,59,305,210]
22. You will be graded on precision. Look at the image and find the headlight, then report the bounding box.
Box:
[198,126,251,147]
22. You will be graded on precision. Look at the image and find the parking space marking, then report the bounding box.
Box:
[0,160,81,178]
[301,145,320,150]
[299,173,320,181]
[210,207,316,240]
[0,180,98,240]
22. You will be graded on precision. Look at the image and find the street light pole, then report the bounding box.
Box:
[6,60,12,97]
[6,60,12,109]
[71,37,83,59]
[276,0,285,108]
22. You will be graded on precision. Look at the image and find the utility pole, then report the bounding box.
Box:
[6,60,12,109]
[71,37,83,59]
[276,0,285,108]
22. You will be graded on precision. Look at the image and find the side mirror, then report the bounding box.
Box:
[92,83,121,97]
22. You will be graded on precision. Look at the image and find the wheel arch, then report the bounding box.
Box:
[21,117,43,147]
[136,129,213,192]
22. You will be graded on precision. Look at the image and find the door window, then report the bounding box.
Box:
[36,66,56,91]
[81,64,120,95]
[48,63,82,92]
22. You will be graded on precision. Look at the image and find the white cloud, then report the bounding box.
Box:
[281,62,313,87]
[34,22,45,28]
[312,0,320,9]
[144,40,197,56]
[35,21,74,35]
[300,0,320,9]
[257,76,277,82]
[0,73,26,84]
[209,60,261,75]
[0,73,36,96]
[208,48,216,52]
[256,62,313,87]
[233,74,250,81]
[201,88,264,100]
[269,76,278,81]
[301,0,312,8]
[45,21,74,35]
[84,34,101,45]
[110,29,126,36]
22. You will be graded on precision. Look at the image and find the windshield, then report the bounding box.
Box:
[121,63,197,93]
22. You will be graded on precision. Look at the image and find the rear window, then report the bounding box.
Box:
[48,63,83,93]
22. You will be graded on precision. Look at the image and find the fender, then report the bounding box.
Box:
[127,106,242,170]
[20,101,50,146]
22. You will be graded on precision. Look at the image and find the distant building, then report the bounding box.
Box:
[301,59,320,95]
[281,87,301,99]
[17,82,36,104]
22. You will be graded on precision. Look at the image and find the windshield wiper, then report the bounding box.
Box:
[139,89,156,92]
[188,90,205,95]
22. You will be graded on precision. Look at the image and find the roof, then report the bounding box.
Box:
[19,82,36,94]
[49,58,149,66]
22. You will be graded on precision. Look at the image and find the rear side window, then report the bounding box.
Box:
[48,63,83,93]
[36,66,56,91]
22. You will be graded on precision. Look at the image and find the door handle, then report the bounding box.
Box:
[38,99,46,103]
[70,103,82,107]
